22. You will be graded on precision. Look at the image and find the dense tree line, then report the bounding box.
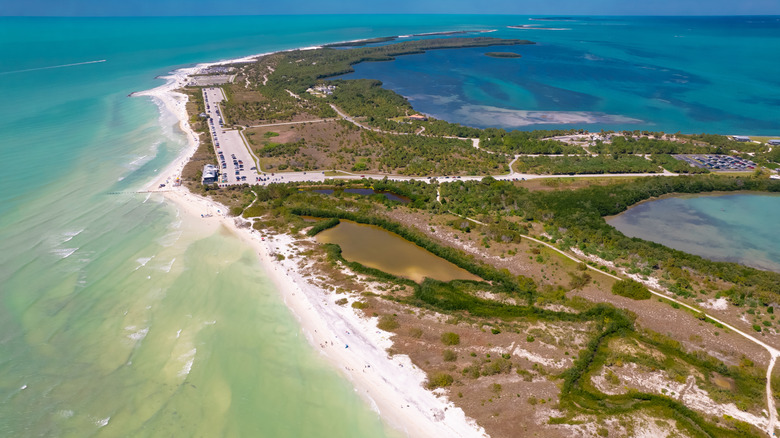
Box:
[440,175,780,298]
[650,154,710,174]
[591,136,715,155]
[481,131,585,154]
[513,155,660,174]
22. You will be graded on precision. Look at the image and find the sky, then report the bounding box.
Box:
[2,0,780,16]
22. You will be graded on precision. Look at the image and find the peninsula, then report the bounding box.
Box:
[141,35,780,438]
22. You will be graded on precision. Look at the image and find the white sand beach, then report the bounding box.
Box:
[135,54,488,438]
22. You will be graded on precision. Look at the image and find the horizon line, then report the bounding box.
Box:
[3,13,780,18]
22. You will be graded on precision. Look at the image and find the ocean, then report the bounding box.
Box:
[0,15,777,436]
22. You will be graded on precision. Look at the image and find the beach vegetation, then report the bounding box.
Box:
[441,332,461,346]
[426,372,455,389]
[612,279,652,300]
[443,349,458,362]
[377,314,400,331]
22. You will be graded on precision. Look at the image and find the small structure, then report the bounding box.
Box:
[731,135,751,142]
[202,164,218,185]
[768,139,780,146]
[202,66,235,75]
[408,114,428,122]
[199,112,208,118]
[306,84,336,97]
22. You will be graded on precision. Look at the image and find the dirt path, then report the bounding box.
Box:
[433,191,779,436]
[519,232,780,437]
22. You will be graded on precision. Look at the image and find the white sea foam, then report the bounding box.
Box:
[52,248,78,259]
[128,155,148,167]
[95,417,110,428]
[126,326,150,341]
[159,257,176,273]
[57,409,74,418]
[135,256,154,271]
[61,229,84,243]
[157,230,182,247]
[178,348,197,378]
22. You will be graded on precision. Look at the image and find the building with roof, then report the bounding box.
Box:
[202,164,218,185]
[731,135,751,142]
[407,114,428,121]
[768,139,780,146]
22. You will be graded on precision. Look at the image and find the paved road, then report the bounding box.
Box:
[202,99,678,187]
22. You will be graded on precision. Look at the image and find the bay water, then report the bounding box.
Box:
[607,193,780,272]
[1,15,778,437]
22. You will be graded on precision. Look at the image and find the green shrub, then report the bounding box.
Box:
[335,298,348,306]
[409,327,423,338]
[462,363,481,379]
[482,357,512,375]
[377,315,400,331]
[441,332,461,346]
[426,372,454,389]
[443,349,458,362]
[307,217,340,236]
[612,279,651,300]
[351,301,368,309]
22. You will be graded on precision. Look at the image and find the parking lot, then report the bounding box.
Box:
[203,88,262,186]
[674,154,756,171]
[203,87,332,187]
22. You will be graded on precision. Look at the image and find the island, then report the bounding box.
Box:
[143,35,780,438]
[485,51,522,58]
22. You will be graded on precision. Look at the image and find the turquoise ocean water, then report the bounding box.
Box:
[338,16,780,134]
[0,15,778,436]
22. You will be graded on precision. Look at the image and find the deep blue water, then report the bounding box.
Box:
[337,16,780,134]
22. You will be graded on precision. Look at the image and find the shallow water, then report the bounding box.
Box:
[607,193,780,272]
[338,16,780,134]
[316,220,480,283]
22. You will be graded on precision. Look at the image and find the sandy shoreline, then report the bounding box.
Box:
[134,50,487,438]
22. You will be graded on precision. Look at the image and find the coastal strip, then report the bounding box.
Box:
[134,49,488,438]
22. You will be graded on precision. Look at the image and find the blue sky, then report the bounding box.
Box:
[3,0,780,16]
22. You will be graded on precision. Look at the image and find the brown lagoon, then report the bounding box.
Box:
[316,220,480,283]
